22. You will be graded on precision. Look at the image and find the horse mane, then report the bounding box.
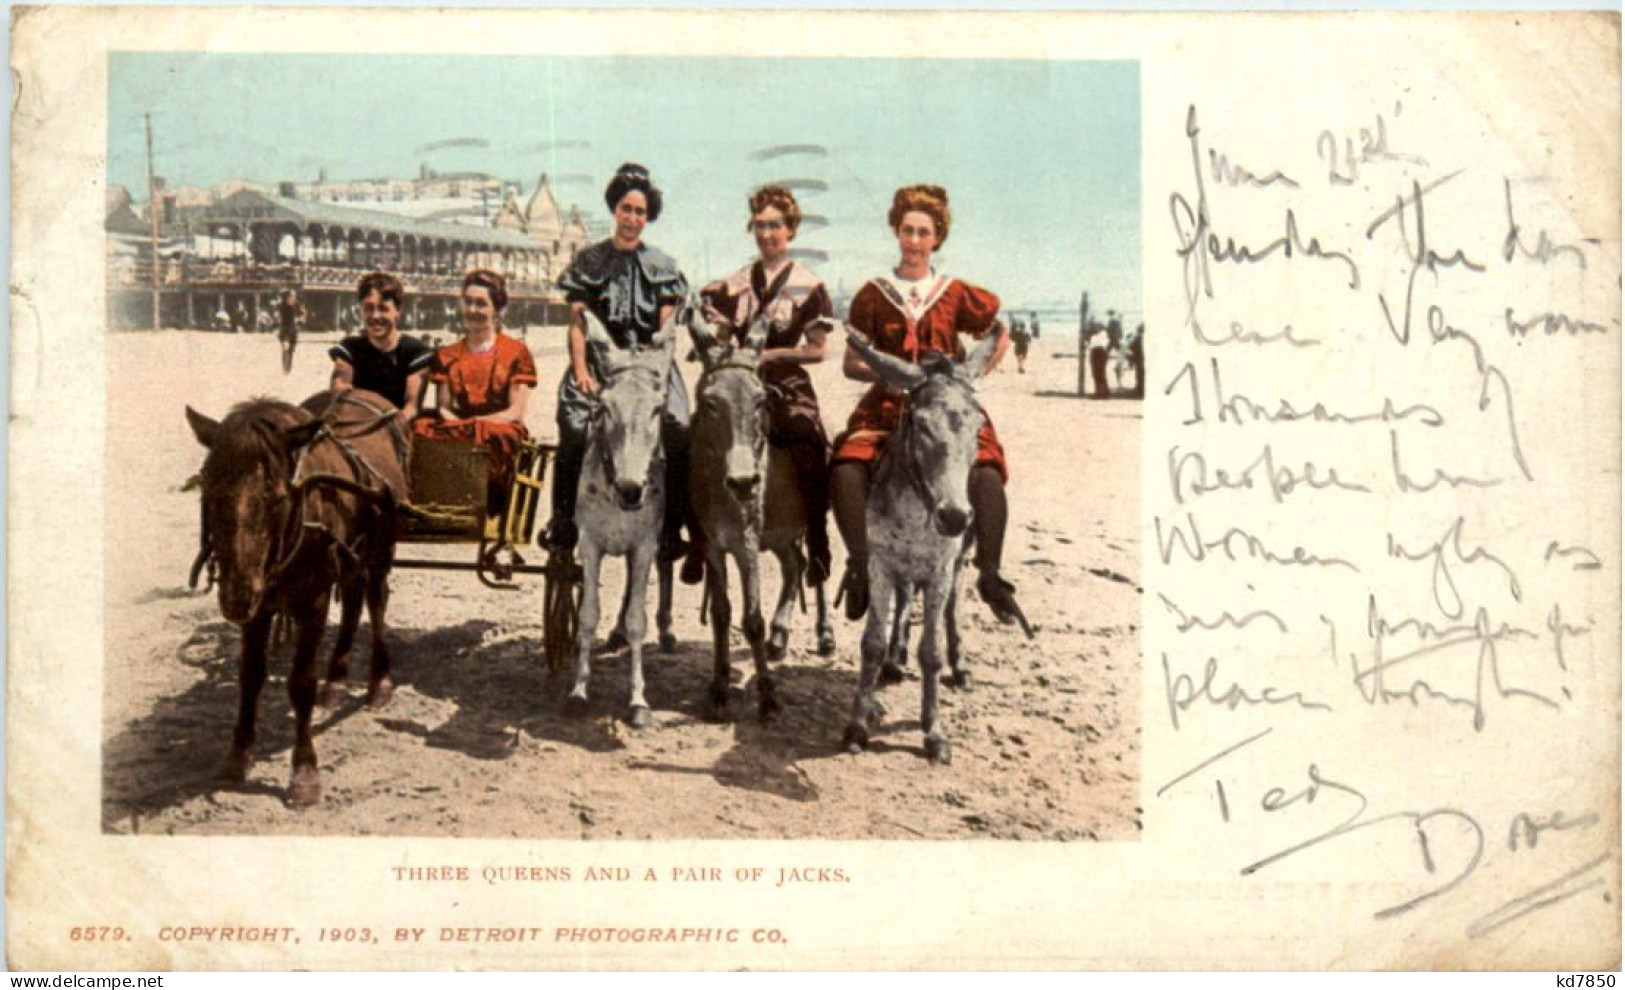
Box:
[204,397,304,479]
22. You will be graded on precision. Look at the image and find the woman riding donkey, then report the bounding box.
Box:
[698,184,836,591]
[544,163,700,579]
[831,183,1025,627]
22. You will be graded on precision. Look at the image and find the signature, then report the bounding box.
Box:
[1158,738,1611,931]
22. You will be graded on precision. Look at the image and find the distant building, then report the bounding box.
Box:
[104,161,594,331]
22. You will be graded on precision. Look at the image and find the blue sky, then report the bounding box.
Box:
[110,53,1140,322]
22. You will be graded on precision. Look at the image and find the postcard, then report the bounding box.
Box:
[8,7,1619,970]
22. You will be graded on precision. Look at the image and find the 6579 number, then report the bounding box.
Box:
[69,927,129,942]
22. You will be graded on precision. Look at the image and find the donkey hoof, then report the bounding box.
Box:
[605,630,630,652]
[946,669,972,691]
[758,693,781,724]
[704,687,731,723]
[220,749,251,783]
[366,676,395,709]
[287,768,322,808]
[659,632,679,654]
[843,723,869,754]
[767,628,789,658]
[816,630,837,657]
[626,705,653,730]
[321,682,348,709]
[878,661,907,687]
[924,737,952,765]
[564,694,591,718]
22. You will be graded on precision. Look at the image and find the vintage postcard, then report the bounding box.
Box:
[8,6,1620,970]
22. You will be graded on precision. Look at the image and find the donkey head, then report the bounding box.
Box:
[186,401,310,624]
[585,309,676,511]
[847,327,1001,537]
[689,309,770,506]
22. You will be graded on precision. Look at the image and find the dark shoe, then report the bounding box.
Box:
[838,558,869,621]
[977,569,1034,639]
[976,570,1020,624]
[544,518,578,552]
[680,538,707,586]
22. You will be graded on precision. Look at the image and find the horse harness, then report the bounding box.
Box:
[190,391,403,598]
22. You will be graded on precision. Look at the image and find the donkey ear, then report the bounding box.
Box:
[742,313,770,354]
[960,326,1002,383]
[847,327,925,391]
[185,406,219,448]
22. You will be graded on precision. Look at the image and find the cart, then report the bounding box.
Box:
[394,437,579,671]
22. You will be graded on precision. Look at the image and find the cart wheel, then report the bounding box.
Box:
[543,550,582,675]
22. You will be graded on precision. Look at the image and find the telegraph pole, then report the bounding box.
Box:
[146,113,161,330]
[1077,291,1090,396]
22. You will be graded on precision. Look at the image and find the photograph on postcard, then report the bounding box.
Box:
[100,52,1144,839]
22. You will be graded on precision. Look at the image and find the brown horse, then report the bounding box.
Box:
[185,389,407,806]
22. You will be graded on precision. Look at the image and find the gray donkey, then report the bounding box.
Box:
[568,311,678,728]
[686,309,837,723]
[841,327,1000,764]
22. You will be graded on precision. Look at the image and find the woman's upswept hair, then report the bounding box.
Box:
[462,268,509,313]
[746,185,801,236]
[888,184,951,249]
[604,162,664,222]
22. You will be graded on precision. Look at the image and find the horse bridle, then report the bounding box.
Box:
[893,376,979,511]
[190,391,402,597]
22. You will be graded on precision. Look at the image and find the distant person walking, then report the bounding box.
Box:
[1010,317,1032,374]
[277,290,305,375]
[1129,322,1145,399]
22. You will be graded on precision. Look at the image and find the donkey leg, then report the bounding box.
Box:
[741,548,778,723]
[567,546,604,714]
[656,553,677,654]
[945,559,969,690]
[880,587,911,686]
[287,604,326,807]
[363,570,395,709]
[606,581,632,653]
[919,579,952,765]
[766,546,797,663]
[322,580,363,709]
[814,579,837,658]
[624,546,654,729]
[844,573,896,753]
[223,611,273,782]
[704,551,732,722]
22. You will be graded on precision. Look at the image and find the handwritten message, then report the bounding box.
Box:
[1152,90,1618,953]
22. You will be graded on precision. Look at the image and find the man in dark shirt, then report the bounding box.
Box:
[329,272,433,419]
[277,290,305,375]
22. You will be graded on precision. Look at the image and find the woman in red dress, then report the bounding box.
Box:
[831,184,1019,623]
[412,269,538,514]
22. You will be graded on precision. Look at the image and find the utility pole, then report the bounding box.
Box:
[1077,291,1090,396]
[146,113,161,330]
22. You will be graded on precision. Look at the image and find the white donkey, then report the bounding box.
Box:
[568,311,677,728]
[841,328,1000,765]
